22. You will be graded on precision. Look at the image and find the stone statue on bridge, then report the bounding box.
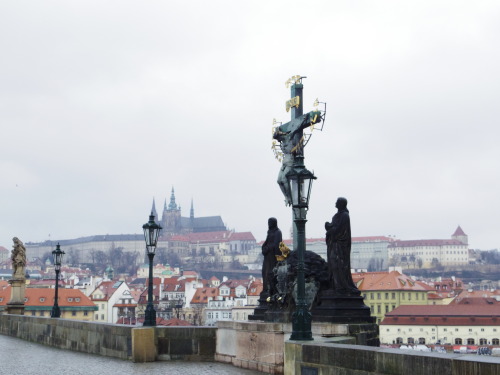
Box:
[11,237,27,280]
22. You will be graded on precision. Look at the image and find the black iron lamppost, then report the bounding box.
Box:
[51,243,65,318]
[142,211,162,326]
[287,155,316,341]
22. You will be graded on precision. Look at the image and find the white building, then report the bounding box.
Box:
[381,304,500,346]
[388,226,469,269]
[90,280,131,323]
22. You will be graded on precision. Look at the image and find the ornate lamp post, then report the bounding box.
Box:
[51,243,65,318]
[142,211,162,326]
[287,155,316,341]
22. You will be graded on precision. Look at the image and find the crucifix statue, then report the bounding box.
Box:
[273,76,323,205]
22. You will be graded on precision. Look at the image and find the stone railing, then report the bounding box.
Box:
[286,339,500,375]
[0,314,216,362]
[2,314,499,374]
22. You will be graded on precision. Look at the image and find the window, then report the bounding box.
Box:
[101,314,104,320]
[492,338,499,345]
[68,298,73,302]
[84,311,88,316]
[443,328,447,332]
[396,337,403,344]
[385,293,389,299]
[418,338,426,344]
[480,338,487,345]
[31,311,36,316]
[481,328,485,332]
[95,314,98,320]
[385,305,389,313]
[392,293,396,299]
[72,311,77,316]
[75,298,80,302]
[39,298,45,302]
[469,329,473,332]
[377,305,381,313]
[407,337,414,344]
[40,311,44,317]
[455,338,462,345]
[377,293,381,300]
[467,338,475,345]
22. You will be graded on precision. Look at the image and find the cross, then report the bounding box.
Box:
[273,76,322,205]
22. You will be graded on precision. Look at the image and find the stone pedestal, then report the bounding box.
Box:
[248,292,269,321]
[311,290,375,324]
[5,279,26,315]
[216,320,379,374]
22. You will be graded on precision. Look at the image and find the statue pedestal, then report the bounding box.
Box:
[5,279,25,315]
[248,292,269,321]
[311,290,375,324]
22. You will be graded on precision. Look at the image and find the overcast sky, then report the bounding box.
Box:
[1,1,499,251]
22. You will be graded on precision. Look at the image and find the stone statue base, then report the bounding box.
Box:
[5,279,26,315]
[311,290,374,324]
[248,292,269,321]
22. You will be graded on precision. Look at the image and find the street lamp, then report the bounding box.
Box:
[51,243,65,318]
[287,155,316,341]
[142,211,162,326]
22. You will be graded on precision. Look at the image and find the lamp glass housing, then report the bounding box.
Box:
[52,244,65,271]
[143,212,162,255]
[287,167,315,208]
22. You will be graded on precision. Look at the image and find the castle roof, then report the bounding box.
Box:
[452,226,466,236]
[388,239,464,248]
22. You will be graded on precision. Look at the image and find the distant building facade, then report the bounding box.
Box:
[381,304,500,346]
[282,236,393,271]
[388,226,469,269]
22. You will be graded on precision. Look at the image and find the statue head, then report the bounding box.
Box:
[268,217,278,230]
[335,197,348,210]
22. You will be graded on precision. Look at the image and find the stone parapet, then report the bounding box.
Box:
[285,340,500,375]
[0,314,133,359]
[0,314,216,363]
[216,321,377,374]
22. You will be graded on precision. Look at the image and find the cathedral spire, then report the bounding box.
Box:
[151,198,158,222]
[168,186,178,211]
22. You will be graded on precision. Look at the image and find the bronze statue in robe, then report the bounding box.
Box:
[325,198,360,296]
[261,217,282,297]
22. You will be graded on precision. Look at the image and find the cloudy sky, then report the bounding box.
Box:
[1,1,499,250]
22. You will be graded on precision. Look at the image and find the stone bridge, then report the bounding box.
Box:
[1,314,500,374]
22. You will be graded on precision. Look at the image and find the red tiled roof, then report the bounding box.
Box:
[0,287,95,308]
[228,232,256,241]
[353,271,433,292]
[191,287,218,304]
[388,239,464,248]
[169,235,190,242]
[162,317,192,326]
[381,304,500,326]
[247,280,263,296]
